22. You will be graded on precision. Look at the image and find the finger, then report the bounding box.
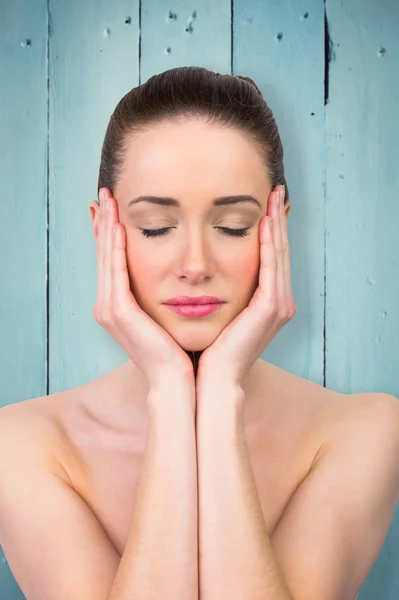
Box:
[97,196,107,313]
[96,188,113,319]
[112,221,136,312]
[258,214,277,316]
[107,197,132,311]
[272,187,286,309]
[280,188,295,314]
[103,197,115,315]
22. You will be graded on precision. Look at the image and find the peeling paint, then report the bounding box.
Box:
[185,10,197,33]
[324,7,329,105]
[167,10,177,22]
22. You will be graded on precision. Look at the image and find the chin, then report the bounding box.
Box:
[183,341,208,352]
[164,323,221,353]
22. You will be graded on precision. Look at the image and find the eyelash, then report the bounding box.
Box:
[140,227,250,238]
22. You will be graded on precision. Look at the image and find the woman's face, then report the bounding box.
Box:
[90,120,290,353]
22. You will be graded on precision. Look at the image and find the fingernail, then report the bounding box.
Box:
[99,188,106,204]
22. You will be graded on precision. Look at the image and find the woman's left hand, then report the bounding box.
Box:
[196,185,296,389]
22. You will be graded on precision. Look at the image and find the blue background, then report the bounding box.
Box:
[1,0,398,597]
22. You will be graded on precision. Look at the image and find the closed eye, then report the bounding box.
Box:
[140,227,250,238]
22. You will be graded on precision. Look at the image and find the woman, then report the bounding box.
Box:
[1,66,398,600]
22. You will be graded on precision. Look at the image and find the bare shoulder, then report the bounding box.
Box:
[256,360,399,470]
[0,393,74,485]
[319,391,399,457]
[0,396,121,600]
[307,389,399,476]
[268,391,399,600]
[270,358,397,421]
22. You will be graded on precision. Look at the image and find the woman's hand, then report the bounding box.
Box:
[196,185,296,388]
[94,188,195,390]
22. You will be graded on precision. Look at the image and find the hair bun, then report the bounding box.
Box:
[235,75,262,94]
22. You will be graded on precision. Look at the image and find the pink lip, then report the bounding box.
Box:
[165,303,224,317]
[164,296,224,305]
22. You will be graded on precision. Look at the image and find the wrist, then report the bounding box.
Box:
[196,377,245,411]
[147,377,196,416]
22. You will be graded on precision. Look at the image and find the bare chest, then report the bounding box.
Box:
[52,375,337,558]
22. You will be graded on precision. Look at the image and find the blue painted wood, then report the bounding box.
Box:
[0,0,398,598]
[48,0,138,392]
[233,0,326,385]
[325,2,399,598]
[0,0,48,404]
[326,0,399,398]
[0,0,47,596]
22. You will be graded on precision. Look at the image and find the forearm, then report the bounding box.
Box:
[196,382,293,600]
[108,379,198,600]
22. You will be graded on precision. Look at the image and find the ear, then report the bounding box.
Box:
[284,200,291,219]
[89,200,100,241]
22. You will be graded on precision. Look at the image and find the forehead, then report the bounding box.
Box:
[120,121,268,195]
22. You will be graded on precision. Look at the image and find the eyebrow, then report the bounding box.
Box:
[127,195,262,210]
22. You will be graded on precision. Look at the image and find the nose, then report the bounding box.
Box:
[177,229,214,281]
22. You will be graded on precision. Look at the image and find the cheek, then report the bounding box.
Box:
[124,244,164,307]
[125,233,164,277]
[128,251,162,279]
[229,245,260,278]
[230,247,261,301]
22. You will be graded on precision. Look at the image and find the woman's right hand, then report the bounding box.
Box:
[93,188,195,391]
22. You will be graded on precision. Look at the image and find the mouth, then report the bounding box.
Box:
[164,302,224,317]
[164,296,225,306]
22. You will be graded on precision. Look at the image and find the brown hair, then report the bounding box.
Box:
[97,66,289,205]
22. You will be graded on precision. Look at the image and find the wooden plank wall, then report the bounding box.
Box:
[0,1,397,598]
